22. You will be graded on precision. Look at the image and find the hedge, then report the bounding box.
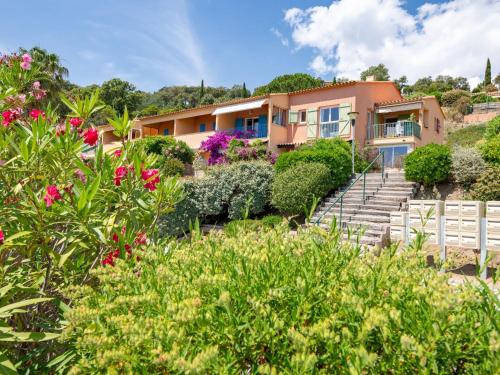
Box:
[271,162,331,215]
[66,226,500,373]
[404,144,451,185]
[133,136,194,164]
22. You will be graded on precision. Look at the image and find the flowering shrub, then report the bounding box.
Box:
[65,225,499,373]
[227,138,277,164]
[0,52,182,371]
[200,131,233,164]
[133,135,194,164]
[451,146,486,190]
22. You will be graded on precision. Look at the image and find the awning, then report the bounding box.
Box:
[212,99,267,115]
[376,102,422,113]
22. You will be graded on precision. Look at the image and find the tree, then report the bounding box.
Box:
[394,76,408,94]
[100,78,142,115]
[242,82,249,98]
[253,73,323,96]
[360,64,390,81]
[199,79,205,101]
[494,73,500,90]
[485,58,492,85]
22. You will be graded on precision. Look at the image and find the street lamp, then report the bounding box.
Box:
[348,111,359,176]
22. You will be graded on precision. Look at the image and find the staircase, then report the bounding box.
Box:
[312,170,417,247]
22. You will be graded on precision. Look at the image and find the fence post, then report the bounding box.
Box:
[439,215,446,272]
[480,217,488,280]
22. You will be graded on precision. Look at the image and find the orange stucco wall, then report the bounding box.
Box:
[217,105,269,132]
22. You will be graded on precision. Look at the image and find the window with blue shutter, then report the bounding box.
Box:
[258,115,268,138]
[212,121,216,130]
[163,128,169,136]
[235,118,244,132]
[199,123,206,132]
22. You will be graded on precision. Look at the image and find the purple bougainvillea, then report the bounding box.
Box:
[200,131,234,165]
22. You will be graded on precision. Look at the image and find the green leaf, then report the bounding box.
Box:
[58,248,76,268]
[0,331,59,342]
[0,298,52,315]
[0,352,18,375]
[87,175,101,203]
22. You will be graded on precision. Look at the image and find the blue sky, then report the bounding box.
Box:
[2,0,498,92]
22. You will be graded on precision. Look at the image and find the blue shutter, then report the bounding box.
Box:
[258,115,268,138]
[235,118,244,131]
[163,128,169,136]
[212,121,216,130]
[199,123,206,132]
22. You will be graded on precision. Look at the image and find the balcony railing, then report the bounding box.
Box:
[223,125,268,139]
[320,123,339,138]
[367,121,421,140]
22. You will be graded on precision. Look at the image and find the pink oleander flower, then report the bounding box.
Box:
[43,185,62,207]
[69,117,83,128]
[135,231,147,245]
[113,149,122,158]
[22,53,32,63]
[0,229,4,244]
[32,81,41,89]
[114,166,128,186]
[82,127,99,146]
[20,61,31,70]
[55,123,66,136]
[141,169,160,191]
[30,109,45,120]
[75,169,87,184]
[2,110,17,127]
[30,81,46,101]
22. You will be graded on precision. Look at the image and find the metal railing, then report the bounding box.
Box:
[319,120,350,138]
[223,125,268,139]
[367,121,421,140]
[314,151,385,227]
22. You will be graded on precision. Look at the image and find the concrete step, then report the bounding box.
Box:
[316,207,391,218]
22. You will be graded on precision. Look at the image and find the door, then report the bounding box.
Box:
[378,145,410,168]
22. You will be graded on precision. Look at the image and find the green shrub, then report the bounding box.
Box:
[447,123,486,148]
[261,215,285,228]
[441,89,471,107]
[160,157,184,177]
[159,161,274,235]
[469,166,500,201]
[479,135,500,165]
[133,136,194,163]
[484,115,500,140]
[275,146,350,189]
[271,162,331,215]
[223,219,262,237]
[451,147,486,190]
[66,226,500,373]
[404,144,451,185]
[471,93,497,104]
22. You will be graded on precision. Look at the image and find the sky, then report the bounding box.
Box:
[1,0,499,92]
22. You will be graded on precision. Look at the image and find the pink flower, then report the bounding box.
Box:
[114,166,128,186]
[43,185,62,207]
[82,128,99,146]
[2,110,17,127]
[30,82,46,101]
[113,149,122,158]
[141,169,160,191]
[55,123,66,136]
[22,54,32,63]
[69,117,83,128]
[75,169,87,184]
[135,232,147,245]
[20,61,31,70]
[0,230,4,244]
[30,109,45,120]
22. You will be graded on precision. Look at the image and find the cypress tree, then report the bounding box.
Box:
[200,79,205,101]
[485,58,491,85]
[242,82,248,98]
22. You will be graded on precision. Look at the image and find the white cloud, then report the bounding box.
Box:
[271,28,289,47]
[283,0,500,86]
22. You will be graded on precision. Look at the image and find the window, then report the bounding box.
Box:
[163,128,169,136]
[299,110,307,123]
[319,106,340,137]
[434,118,440,133]
[246,117,259,133]
[199,123,206,132]
[272,107,285,126]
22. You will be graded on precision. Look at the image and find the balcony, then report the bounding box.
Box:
[319,123,339,138]
[222,124,268,139]
[367,121,421,140]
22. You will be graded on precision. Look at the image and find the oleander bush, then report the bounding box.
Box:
[0,52,182,372]
[64,225,500,374]
[271,162,331,215]
[404,144,451,185]
[451,146,486,190]
[469,166,500,201]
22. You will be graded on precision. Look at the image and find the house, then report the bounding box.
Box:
[99,80,445,167]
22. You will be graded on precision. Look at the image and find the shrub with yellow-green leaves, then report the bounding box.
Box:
[64,225,499,374]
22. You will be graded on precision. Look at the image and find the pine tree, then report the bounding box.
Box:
[199,79,205,102]
[485,58,492,85]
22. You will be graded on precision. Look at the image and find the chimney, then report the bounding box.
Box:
[365,75,376,82]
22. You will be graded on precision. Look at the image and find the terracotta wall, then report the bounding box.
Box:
[143,120,174,137]
[217,105,269,131]
[419,97,445,146]
[175,114,216,135]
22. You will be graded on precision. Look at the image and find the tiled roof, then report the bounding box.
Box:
[374,96,440,107]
